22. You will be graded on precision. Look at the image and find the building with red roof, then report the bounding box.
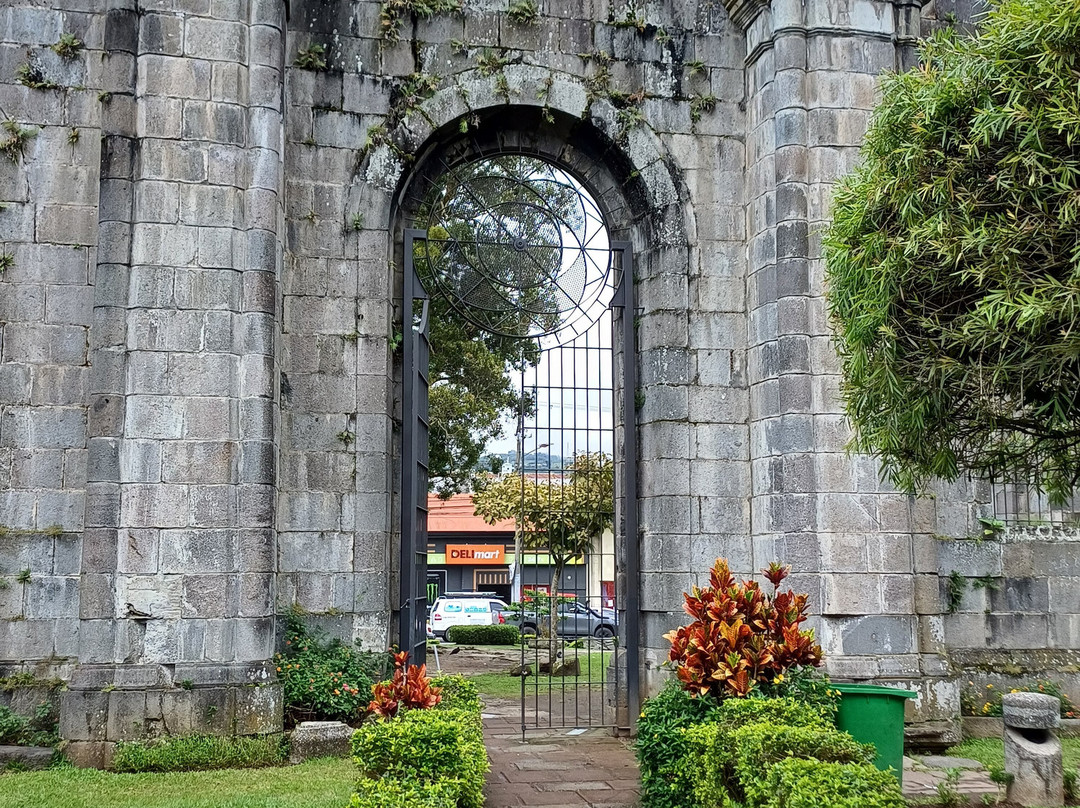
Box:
[425,492,596,604]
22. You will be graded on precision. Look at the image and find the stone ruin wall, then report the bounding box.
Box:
[0,0,1067,754]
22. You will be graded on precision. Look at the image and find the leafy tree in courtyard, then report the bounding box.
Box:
[472,452,613,654]
[825,0,1080,499]
[425,294,531,497]
[418,156,575,496]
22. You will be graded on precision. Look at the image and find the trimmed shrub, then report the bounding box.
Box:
[732,722,875,807]
[635,680,724,808]
[757,665,841,722]
[112,733,287,773]
[350,778,460,808]
[444,624,519,645]
[681,699,834,808]
[351,706,487,808]
[430,674,481,714]
[715,695,832,731]
[681,723,735,808]
[763,759,906,808]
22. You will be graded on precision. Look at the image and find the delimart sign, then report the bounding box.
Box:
[445,545,506,565]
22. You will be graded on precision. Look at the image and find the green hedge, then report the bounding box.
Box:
[679,699,834,808]
[763,759,905,808]
[351,705,487,808]
[350,778,460,808]
[714,696,832,732]
[429,675,482,714]
[637,689,835,808]
[634,681,725,808]
[444,624,519,645]
[112,733,287,773]
[732,722,875,808]
[638,690,898,808]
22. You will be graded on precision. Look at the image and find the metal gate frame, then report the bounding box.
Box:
[399,228,431,667]
[612,241,640,730]
[397,230,640,730]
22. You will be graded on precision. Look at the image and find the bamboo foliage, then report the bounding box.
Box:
[825,0,1080,500]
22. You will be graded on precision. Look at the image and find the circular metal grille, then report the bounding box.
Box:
[418,155,613,341]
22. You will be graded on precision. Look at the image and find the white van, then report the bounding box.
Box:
[428,592,509,639]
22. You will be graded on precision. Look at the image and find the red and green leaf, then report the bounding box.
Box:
[663,557,823,701]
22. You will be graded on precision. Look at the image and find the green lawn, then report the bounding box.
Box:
[0,757,357,808]
[947,737,1080,771]
[467,650,612,699]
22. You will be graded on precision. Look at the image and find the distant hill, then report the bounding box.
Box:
[490,450,565,471]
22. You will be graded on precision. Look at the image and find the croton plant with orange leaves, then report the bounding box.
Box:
[368,650,442,718]
[664,558,822,699]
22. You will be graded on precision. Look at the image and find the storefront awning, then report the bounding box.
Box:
[427,552,583,566]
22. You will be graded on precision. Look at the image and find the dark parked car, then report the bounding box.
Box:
[517,600,616,638]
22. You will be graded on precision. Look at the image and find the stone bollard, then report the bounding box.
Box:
[288,721,356,764]
[1003,692,1063,807]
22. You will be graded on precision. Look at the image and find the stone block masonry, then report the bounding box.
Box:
[0,0,1025,755]
[2,0,287,759]
[1,0,101,688]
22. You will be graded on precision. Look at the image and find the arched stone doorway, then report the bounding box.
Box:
[387,105,684,729]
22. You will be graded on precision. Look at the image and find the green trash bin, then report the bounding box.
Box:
[832,682,917,780]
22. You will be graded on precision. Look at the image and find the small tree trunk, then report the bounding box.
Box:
[548,560,562,663]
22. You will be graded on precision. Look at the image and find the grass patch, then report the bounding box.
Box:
[113,734,287,773]
[0,757,356,808]
[467,650,611,699]
[948,737,1080,771]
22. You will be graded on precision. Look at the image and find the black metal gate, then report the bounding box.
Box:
[507,242,639,732]
[399,228,431,666]
[397,155,639,731]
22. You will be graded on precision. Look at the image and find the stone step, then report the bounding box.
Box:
[0,745,54,771]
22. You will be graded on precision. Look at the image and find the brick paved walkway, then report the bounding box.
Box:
[482,698,640,807]
[902,754,999,800]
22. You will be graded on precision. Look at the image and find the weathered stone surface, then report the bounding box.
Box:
[288,721,355,763]
[65,741,116,770]
[0,0,1057,756]
[1005,724,1064,807]
[920,755,983,770]
[965,717,1080,739]
[1004,692,1061,731]
[0,745,54,770]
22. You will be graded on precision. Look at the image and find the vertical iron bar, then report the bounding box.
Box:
[614,242,640,731]
[401,230,418,665]
[550,342,558,728]
[401,229,429,667]
[518,365,527,741]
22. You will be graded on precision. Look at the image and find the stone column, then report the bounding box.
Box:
[275,0,397,652]
[729,0,966,744]
[633,0,753,700]
[62,0,285,765]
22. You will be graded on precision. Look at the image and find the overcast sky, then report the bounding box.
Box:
[489,306,615,458]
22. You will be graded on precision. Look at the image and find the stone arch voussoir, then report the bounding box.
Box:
[359,66,689,250]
